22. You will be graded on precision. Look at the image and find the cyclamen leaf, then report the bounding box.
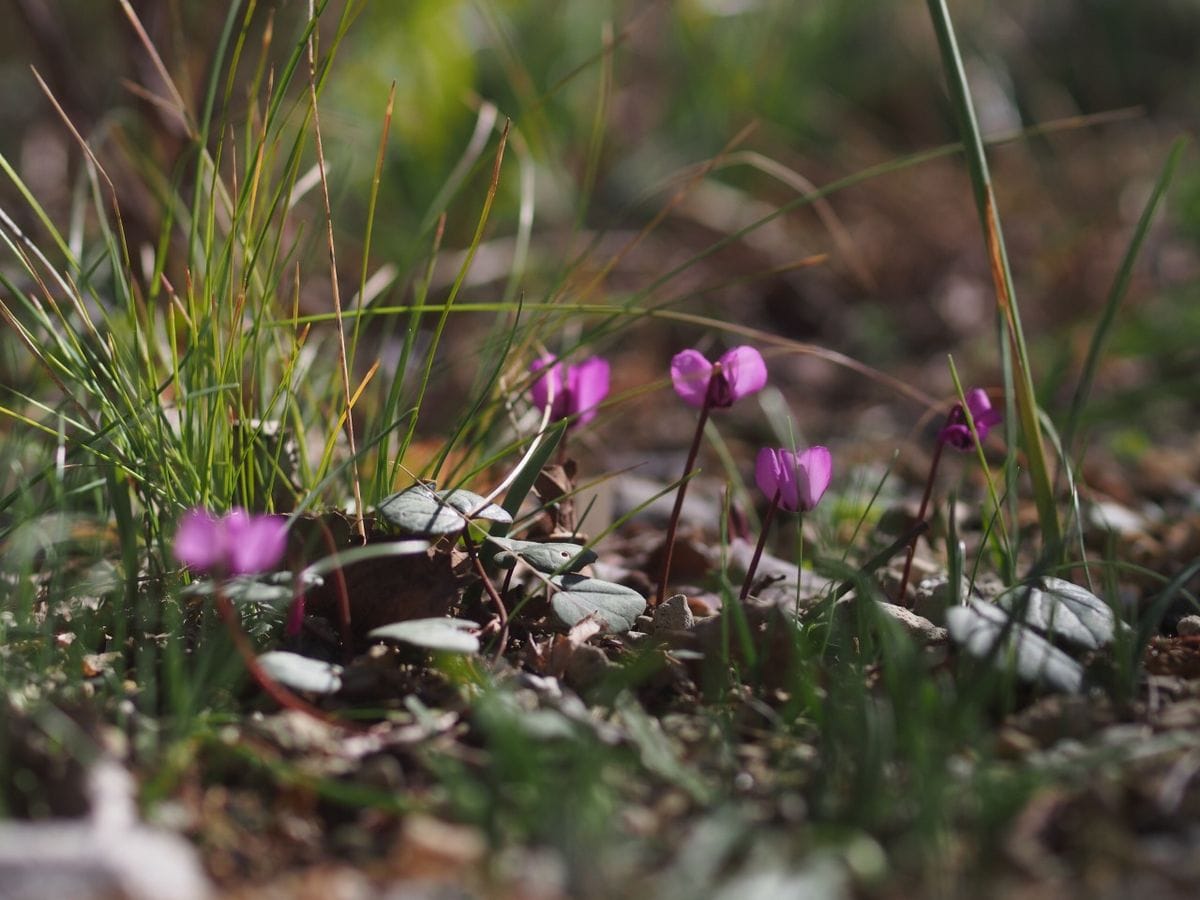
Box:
[947,599,1084,694]
[377,486,466,535]
[257,651,343,694]
[368,617,481,653]
[550,575,646,633]
[183,576,295,606]
[488,536,597,573]
[438,489,513,524]
[377,485,513,535]
[997,577,1115,650]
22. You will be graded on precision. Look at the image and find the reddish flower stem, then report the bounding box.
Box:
[739,490,781,601]
[214,590,343,727]
[461,528,510,662]
[656,397,712,606]
[314,515,355,663]
[895,427,948,606]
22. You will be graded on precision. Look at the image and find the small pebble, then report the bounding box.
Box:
[564,644,614,691]
[653,594,695,633]
[1177,615,1200,637]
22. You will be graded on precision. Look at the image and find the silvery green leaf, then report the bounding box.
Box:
[300,539,429,582]
[257,651,342,694]
[227,579,295,605]
[947,599,1084,694]
[183,576,294,606]
[516,709,579,741]
[377,485,466,535]
[997,577,1115,650]
[368,617,481,653]
[488,536,596,573]
[266,569,323,589]
[549,575,646,633]
[438,489,513,525]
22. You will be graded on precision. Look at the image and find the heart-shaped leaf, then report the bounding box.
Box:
[947,599,1084,694]
[183,576,296,606]
[549,575,646,633]
[368,617,481,653]
[439,489,512,524]
[377,485,466,535]
[489,537,597,573]
[997,577,1115,650]
[257,651,343,694]
[377,485,512,535]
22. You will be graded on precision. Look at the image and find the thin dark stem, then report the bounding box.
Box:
[896,433,947,605]
[214,590,343,727]
[739,490,781,601]
[314,515,355,663]
[656,400,712,605]
[462,527,510,662]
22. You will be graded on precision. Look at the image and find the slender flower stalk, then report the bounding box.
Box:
[739,446,832,600]
[657,346,767,605]
[211,590,337,725]
[895,388,1001,605]
[174,508,337,724]
[460,526,511,662]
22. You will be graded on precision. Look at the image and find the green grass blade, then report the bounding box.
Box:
[1062,136,1187,458]
[924,0,1061,558]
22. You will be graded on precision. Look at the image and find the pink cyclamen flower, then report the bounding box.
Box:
[174,508,288,576]
[938,388,1001,451]
[755,446,833,513]
[530,355,610,428]
[670,346,767,409]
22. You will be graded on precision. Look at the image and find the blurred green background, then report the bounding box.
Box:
[2,0,1198,446]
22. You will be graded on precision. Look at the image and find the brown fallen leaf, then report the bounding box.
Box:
[544,614,604,678]
[532,460,579,539]
[293,514,459,637]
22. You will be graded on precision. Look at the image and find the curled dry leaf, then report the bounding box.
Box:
[304,541,458,636]
[545,615,605,678]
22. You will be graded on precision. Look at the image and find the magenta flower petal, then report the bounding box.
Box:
[718,346,768,403]
[965,388,1001,437]
[530,356,567,421]
[672,346,767,409]
[939,388,1001,451]
[226,510,288,575]
[670,349,714,408]
[173,509,224,573]
[530,354,611,428]
[755,448,793,508]
[794,446,833,511]
[568,356,610,427]
[174,507,288,576]
[755,445,832,513]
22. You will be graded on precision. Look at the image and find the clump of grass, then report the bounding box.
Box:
[0,1,1191,896]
